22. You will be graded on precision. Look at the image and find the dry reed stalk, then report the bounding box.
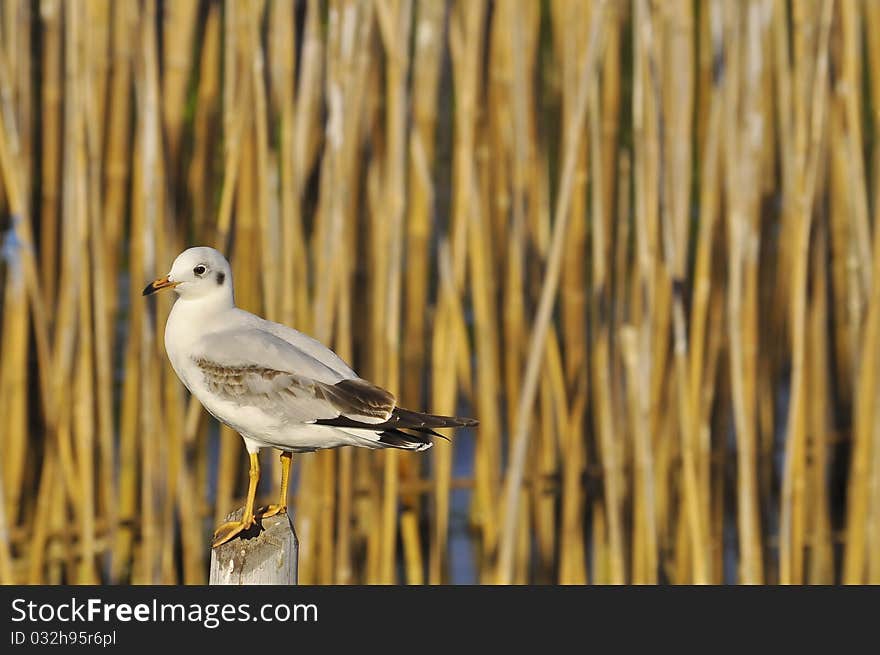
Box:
[865,0,880,587]
[553,0,589,394]
[70,4,102,584]
[591,63,628,584]
[101,0,135,322]
[45,462,66,583]
[832,0,880,585]
[75,237,99,583]
[591,499,608,584]
[653,0,708,583]
[317,450,337,585]
[827,85,858,420]
[187,3,221,236]
[155,71,186,587]
[270,0,296,325]
[837,1,870,299]
[844,23,880,583]
[82,27,119,579]
[377,0,413,585]
[722,0,764,584]
[631,0,664,583]
[705,287,726,582]
[447,0,482,290]
[846,257,880,585]
[532,332,563,578]
[601,27,624,588]
[213,27,250,252]
[631,0,666,583]
[689,1,725,583]
[396,0,444,586]
[599,4,620,249]
[162,0,198,166]
[496,1,607,584]
[483,2,532,582]
[499,203,524,579]
[509,1,545,579]
[288,0,323,332]
[0,134,54,473]
[0,189,28,597]
[498,86,528,555]
[424,0,484,584]
[870,370,880,581]
[428,242,462,584]
[806,224,833,584]
[621,326,652,583]
[111,99,147,579]
[85,1,109,155]
[402,0,443,411]
[779,0,831,585]
[49,0,87,546]
[869,0,880,257]
[112,315,139,581]
[134,0,167,584]
[249,1,276,322]
[1,1,30,206]
[9,1,30,206]
[559,385,587,584]
[0,81,28,581]
[55,404,76,581]
[0,467,13,583]
[176,435,205,583]
[331,129,355,589]
[468,144,501,570]
[335,448,354,584]
[223,0,238,139]
[359,452,381,584]
[39,0,62,307]
[295,450,319,585]
[0,215,27,533]
[400,509,423,585]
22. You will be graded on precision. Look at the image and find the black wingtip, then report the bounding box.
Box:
[314,410,478,437]
[392,407,479,429]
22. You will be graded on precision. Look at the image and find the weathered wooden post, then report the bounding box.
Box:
[209,508,298,585]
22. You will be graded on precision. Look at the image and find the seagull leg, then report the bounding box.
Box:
[258,451,291,518]
[212,452,260,548]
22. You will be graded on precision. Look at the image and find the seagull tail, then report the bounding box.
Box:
[316,407,478,451]
[377,428,435,451]
[375,408,479,451]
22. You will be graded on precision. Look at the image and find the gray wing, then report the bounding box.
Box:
[191,328,394,425]
[235,309,357,379]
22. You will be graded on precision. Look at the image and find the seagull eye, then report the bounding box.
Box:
[193,265,207,276]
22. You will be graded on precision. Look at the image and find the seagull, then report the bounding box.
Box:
[143,246,477,547]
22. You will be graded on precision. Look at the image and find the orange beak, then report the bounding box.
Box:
[142,275,180,296]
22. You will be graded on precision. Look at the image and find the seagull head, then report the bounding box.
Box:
[142,246,233,301]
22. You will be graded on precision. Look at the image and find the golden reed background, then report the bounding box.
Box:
[1,0,879,584]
